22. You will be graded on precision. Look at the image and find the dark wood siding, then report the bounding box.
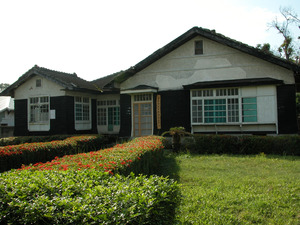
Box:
[119,94,131,137]
[14,99,29,136]
[91,99,97,133]
[50,96,75,134]
[159,90,191,133]
[277,84,298,134]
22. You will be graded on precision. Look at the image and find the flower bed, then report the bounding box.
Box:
[20,136,165,176]
[0,135,105,172]
[0,136,180,224]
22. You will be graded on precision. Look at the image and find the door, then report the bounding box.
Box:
[133,103,152,136]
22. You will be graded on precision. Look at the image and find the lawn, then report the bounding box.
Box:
[157,152,300,224]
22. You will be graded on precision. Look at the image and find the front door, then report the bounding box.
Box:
[133,102,152,136]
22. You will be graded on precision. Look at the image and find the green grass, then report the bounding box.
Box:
[157,152,300,224]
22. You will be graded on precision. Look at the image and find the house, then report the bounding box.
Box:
[0,96,14,137]
[1,27,299,137]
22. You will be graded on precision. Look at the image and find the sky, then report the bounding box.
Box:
[0,0,299,85]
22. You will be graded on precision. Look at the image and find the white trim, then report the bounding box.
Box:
[121,88,158,94]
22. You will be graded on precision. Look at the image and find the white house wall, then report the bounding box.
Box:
[121,36,294,91]
[14,75,66,99]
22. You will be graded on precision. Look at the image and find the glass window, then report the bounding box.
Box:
[29,96,49,123]
[242,97,257,122]
[191,88,259,124]
[195,40,203,55]
[75,97,90,121]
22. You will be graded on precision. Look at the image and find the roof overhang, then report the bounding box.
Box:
[121,85,158,94]
[183,78,284,90]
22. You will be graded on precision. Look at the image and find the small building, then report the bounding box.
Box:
[0,96,14,137]
[1,27,299,137]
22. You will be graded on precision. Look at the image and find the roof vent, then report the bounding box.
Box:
[70,82,77,87]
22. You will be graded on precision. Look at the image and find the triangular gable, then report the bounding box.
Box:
[1,65,101,96]
[115,26,300,83]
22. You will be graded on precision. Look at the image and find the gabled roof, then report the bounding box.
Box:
[114,26,300,83]
[1,65,101,96]
[0,97,14,113]
[91,71,122,93]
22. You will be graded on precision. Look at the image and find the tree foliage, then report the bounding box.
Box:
[0,83,9,92]
[268,7,300,63]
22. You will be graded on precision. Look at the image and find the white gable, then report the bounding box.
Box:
[14,75,66,99]
[121,36,295,91]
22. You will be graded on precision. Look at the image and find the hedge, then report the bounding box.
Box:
[20,136,165,176]
[0,135,72,146]
[0,136,180,224]
[180,135,300,155]
[0,135,106,172]
[0,170,179,225]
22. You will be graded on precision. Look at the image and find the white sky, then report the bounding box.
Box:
[0,0,299,85]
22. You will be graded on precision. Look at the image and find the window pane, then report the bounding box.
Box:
[228,98,239,122]
[204,99,226,123]
[192,99,202,123]
[242,97,257,122]
[195,40,203,55]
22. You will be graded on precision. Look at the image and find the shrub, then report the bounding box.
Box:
[0,170,180,225]
[0,135,106,172]
[181,135,300,155]
[20,136,165,176]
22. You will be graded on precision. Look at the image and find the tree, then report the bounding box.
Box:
[256,43,273,54]
[268,7,300,62]
[0,83,10,92]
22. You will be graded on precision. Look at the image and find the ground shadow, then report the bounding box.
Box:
[155,150,181,181]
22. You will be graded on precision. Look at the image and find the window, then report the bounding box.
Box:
[29,96,49,123]
[97,99,120,126]
[36,79,42,87]
[191,88,252,124]
[134,94,152,102]
[195,40,203,55]
[75,97,90,121]
[242,97,257,122]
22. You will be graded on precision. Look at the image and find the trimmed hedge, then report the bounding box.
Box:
[20,136,165,176]
[0,135,106,172]
[0,136,180,224]
[0,170,180,225]
[180,135,300,155]
[0,135,72,146]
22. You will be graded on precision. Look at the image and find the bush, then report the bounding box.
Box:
[20,136,165,176]
[0,135,72,146]
[179,135,300,156]
[0,170,180,225]
[0,136,180,224]
[0,135,106,172]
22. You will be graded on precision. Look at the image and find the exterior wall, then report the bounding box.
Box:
[14,99,29,136]
[119,94,132,137]
[14,75,66,99]
[158,90,191,134]
[121,36,295,91]
[50,96,75,134]
[0,111,14,126]
[277,84,298,134]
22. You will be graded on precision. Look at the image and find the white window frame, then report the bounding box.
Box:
[28,96,50,124]
[191,88,258,125]
[74,96,91,122]
[97,99,120,126]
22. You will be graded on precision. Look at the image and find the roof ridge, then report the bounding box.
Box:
[34,65,78,77]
